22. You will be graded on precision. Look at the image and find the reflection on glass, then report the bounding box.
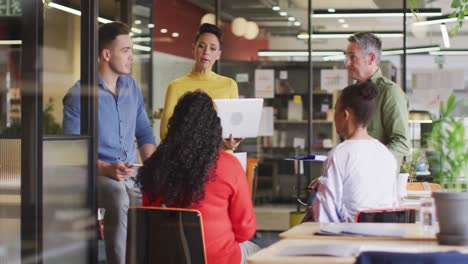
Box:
[0,139,21,263]
[0,45,21,137]
[43,139,90,264]
[43,5,81,136]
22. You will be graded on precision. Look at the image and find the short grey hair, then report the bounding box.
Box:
[348,32,382,64]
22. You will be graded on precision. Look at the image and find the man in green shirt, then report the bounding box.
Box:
[345,32,410,166]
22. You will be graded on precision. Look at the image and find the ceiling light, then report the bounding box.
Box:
[342,24,349,28]
[429,50,468,55]
[323,54,346,61]
[148,23,154,28]
[312,8,442,18]
[201,13,216,25]
[232,17,248,37]
[0,40,22,45]
[46,2,142,34]
[297,32,403,39]
[272,6,280,11]
[279,11,288,16]
[414,14,468,26]
[288,17,295,21]
[133,44,151,52]
[382,45,440,55]
[245,21,259,40]
[172,32,179,38]
[132,37,151,43]
[47,2,80,15]
[293,21,301,26]
[258,50,344,57]
[134,20,142,25]
[97,17,113,24]
[440,24,450,48]
[338,19,345,23]
[160,28,168,33]
[328,8,336,13]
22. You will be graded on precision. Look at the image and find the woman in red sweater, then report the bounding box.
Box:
[137,91,258,264]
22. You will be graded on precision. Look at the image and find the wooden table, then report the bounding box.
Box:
[247,238,468,264]
[279,222,438,241]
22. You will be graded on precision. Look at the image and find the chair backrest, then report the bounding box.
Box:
[126,206,207,264]
[355,208,416,223]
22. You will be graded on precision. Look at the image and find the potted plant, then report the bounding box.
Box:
[398,157,417,200]
[428,95,468,245]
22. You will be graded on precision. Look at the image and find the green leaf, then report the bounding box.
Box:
[452,0,461,8]
[450,24,461,35]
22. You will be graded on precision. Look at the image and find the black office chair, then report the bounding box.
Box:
[355,207,416,223]
[126,206,206,264]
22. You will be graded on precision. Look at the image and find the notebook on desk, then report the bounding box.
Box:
[213,98,264,138]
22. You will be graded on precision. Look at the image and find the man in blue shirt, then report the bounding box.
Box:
[62,22,156,264]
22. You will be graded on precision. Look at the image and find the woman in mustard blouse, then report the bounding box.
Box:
[160,23,239,144]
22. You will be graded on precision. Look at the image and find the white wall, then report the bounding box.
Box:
[152,51,194,142]
[152,51,194,109]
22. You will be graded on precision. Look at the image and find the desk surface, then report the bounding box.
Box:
[247,238,468,264]
[279,222,437,241]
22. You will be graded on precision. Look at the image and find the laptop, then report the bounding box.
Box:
[213,98,264,138]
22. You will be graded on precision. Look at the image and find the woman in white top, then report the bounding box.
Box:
[313,80,398,222]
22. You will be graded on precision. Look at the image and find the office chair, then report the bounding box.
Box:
[126,206,207,264]
[355,208,416,223]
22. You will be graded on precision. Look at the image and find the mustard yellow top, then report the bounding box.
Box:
[160,70,239,140]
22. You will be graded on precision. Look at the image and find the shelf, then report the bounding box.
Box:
[275,119,332,124]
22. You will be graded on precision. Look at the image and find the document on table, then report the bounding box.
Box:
[317,223,407,237]
[278,244,361,257]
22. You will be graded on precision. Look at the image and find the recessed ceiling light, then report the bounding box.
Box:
[279,11,287,16]
[160,28,168,33]
[288,17,295,21]
[148,23,154,28]
[294,21,301,26]
[172,32,179,38]
[46,2,142,34]
[342,23,349,28]
[338,19,345,23]
[297,32,403,39]
[272,6,280,11]
[134,20,142,25]
[313,8,442,18]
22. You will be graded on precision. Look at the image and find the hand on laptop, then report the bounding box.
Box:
[223,134,244,151]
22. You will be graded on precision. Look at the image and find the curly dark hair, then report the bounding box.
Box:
[137,91,223,207]
[338,80,378,127]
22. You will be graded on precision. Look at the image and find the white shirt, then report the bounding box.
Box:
[313,139,398,222]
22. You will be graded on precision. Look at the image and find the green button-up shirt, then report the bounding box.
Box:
[368,69,411,167]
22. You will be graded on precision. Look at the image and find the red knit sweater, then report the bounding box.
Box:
[142,150,257,264]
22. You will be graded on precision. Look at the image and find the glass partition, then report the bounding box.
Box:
[0,139,21,263]
[170,0,449,230]
[43,138,90,264]
[0,2,22,263]
[405,0,468,180]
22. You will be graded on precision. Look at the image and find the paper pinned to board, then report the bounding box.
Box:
[232,152,247,172]
[258,107,274,136]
